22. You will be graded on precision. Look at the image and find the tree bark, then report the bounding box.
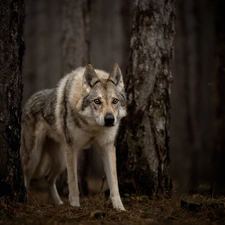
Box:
[0,0,26,202]
[213,0,225,194]
[117,0,175,196]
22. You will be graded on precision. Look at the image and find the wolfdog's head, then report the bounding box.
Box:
[81,64,127,127]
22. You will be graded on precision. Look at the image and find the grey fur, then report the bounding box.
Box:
[20,64,127,210]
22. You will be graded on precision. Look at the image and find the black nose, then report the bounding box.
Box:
[104,113,115,127]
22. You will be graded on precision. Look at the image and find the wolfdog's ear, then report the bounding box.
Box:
[109,63,124,90]
[84,64,99,87]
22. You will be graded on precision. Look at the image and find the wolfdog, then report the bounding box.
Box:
[20,64,126,210]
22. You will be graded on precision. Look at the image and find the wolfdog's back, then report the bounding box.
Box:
[22,89,54,122]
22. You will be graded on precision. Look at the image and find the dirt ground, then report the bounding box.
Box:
[0,188,225,225]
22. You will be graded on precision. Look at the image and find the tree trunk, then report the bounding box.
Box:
[23,0,62,104]
[170,0,215,193]
[117,0,175,196]
[90,0,133,75]
[0,0,26,202]
[213,0,225,194]
[62,0,90,75]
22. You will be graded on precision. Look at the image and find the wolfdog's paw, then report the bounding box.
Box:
[114,205,126,211]
[70,202,80,207]
[111,196,126,211]
[58,200,64,205]
[54,199,64,205]
[69,196,80,207]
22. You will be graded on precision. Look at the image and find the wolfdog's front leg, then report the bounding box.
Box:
[99,144,125,210]
[65,146,80,207]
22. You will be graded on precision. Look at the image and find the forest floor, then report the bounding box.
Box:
[0,188,225,225]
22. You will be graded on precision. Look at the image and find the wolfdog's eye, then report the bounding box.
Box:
[94,99,101,104]
[112,98,119,104]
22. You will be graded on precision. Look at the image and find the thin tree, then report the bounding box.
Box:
[23,0,62,103]
[117,0,176,196]
[170,0,215,193]
[62,0,90,74]
[0,0,26,202]
[213,0,225,194]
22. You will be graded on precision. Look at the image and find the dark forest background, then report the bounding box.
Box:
[21,0,225,195]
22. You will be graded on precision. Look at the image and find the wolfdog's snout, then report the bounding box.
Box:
[104,113,115,127]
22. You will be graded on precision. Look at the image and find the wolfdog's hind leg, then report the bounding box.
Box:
[23,123,47,190]
[20,128,31,189]
[45,139,66,205]
[47,177,64,205]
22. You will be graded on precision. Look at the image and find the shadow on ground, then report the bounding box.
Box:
[0,189,225,225]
